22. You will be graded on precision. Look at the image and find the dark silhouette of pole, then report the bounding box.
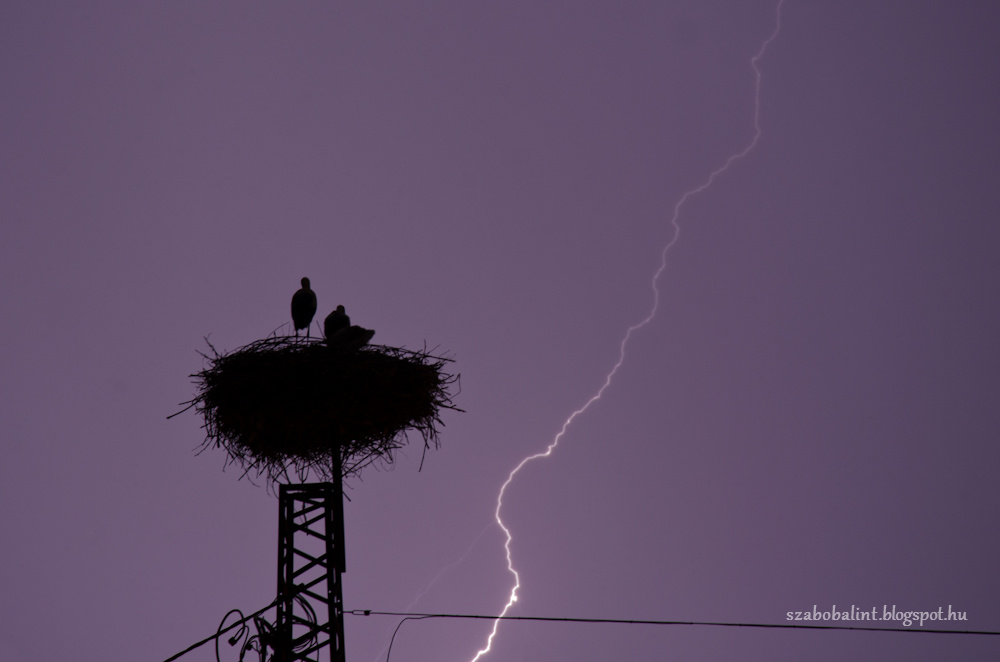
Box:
[274,465,346,662]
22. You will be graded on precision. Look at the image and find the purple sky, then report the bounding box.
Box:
[3,1,1000,660]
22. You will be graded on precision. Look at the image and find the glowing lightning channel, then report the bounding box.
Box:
[467,3,784,661]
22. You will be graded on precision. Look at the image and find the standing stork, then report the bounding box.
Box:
[291,277,318,337]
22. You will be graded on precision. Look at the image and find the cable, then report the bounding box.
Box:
[348,609,1000,637]
[163,604,998,662]
[161,598,280,662]
[385,615,436,662]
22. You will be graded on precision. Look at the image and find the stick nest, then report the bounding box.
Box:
[176,336,461,484]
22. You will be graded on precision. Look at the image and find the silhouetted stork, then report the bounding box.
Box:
[324,305,375,348]
[324,305,350,340]
[291,277,317,337]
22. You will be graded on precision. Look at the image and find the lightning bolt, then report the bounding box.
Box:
[468,3,784,661]
[370,524,494,662]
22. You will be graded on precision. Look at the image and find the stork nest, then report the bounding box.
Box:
[173,336,461,484]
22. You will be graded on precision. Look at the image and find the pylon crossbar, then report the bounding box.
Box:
[292,550,326,573]
[301,588,328,604]
[300,527,330,542]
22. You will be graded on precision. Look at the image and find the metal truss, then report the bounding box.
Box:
[274,480,346,662]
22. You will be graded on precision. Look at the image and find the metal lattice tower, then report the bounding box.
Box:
[274,477,346,662]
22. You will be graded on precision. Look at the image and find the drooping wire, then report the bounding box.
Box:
[161,598,280,662]
[164,603,999,662]
[385,615,437,662]
[349,609,1000,637]
[215,608,260,662]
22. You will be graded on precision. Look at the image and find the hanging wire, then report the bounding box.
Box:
[162,598,279,662]
[349,609,1000,638]
[163,604,1000,662]
[385,615,436,662]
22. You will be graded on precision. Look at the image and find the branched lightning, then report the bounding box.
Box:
[467,3,784,661]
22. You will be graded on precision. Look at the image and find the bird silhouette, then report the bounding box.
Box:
[324,305,375,348]
[291,277,317,337]
[324,305,350,340]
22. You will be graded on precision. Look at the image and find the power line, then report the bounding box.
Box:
[162,604,999,662]
[160,598,279,662]
[348,609,1000,637]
